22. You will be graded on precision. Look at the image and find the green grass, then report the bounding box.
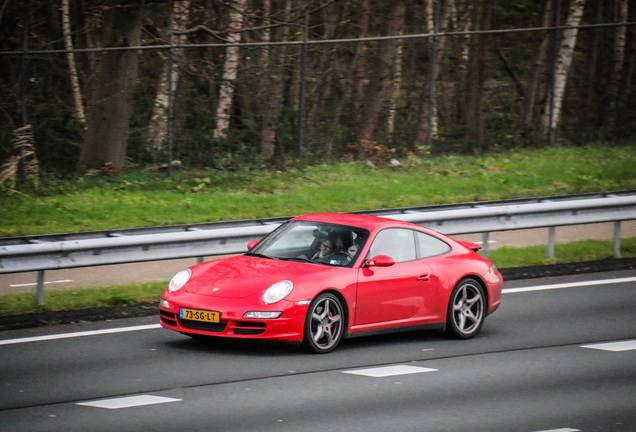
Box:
[1,238,634,317]
[0,282,167,316]
[489,238,636,268]
[2,144,635,236]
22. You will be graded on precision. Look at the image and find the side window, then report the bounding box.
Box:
[367,228,416,263]
[415,231,451,259]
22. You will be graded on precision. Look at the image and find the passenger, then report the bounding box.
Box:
[346,237,363,258]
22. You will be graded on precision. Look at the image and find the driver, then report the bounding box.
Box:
[312,234,342,260]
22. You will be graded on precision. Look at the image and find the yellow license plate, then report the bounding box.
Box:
[180,308,220,323]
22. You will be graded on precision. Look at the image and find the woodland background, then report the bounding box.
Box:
[0,0,634,176]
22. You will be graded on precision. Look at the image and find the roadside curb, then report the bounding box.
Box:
[2,258,636,331]
[499,257,636,280]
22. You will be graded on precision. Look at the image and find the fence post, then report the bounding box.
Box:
[547,226,556,258]
[36,270,45,306]
[481,231,490,259]
[613,221,622,257]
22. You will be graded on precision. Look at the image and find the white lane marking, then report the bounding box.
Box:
[10,279,74,287]
[343,365,438,378]
[2,277,635,346]
[534,429,580,432]
[581,339,636,352]
[0,324,161,346]
[77,395,181,409]
[503,276,636,294]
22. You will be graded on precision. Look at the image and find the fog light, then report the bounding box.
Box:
[243,311,282,319]
[159,298,170,309]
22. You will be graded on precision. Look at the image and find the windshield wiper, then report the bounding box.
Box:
[278,257,321,264]
[246,252,272,259]
[279,257,310,262]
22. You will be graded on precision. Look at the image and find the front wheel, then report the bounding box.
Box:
[303,293,345,354]
[446,278,486,339]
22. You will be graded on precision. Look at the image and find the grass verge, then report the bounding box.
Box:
[2,145,636,237]
[1,238,634,318]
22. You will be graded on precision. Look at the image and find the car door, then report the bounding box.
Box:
[354,228,436,326]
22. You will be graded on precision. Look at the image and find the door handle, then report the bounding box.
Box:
[417,274,430,282]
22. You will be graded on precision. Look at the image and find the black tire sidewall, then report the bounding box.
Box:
[302,292,344,354]
[446,278,486,339]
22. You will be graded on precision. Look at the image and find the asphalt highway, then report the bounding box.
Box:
[1,270,635,431]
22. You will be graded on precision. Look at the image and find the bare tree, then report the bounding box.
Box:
[540,0,586,141]
[259,0,292,160]
[61,0,85,125]
[147,0,190,152]
[603,0,628,132]
[213,0,248,140]
[522,0,554,128]
[79,1,144,170]
[459,0,490,150]
[386,1,406,142]
[414,0,453,149]
[357,1,406,145]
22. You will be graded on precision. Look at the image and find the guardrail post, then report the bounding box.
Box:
[36,270,45,306]
[481,232,490,259]
[613,221,622,257]
[547,226,556,259]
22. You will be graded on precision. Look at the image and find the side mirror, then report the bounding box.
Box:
[247,240,259,250]
[365,255,395,267]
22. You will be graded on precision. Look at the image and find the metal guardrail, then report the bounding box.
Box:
[2,192,636,304]
[2,190,634,247]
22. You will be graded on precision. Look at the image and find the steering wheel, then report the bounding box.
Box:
[333,251,353,261]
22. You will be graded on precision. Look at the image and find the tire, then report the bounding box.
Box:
[303,293,345,354]
[446,278,486,339]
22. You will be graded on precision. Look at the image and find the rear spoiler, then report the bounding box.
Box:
[456,240,482,252]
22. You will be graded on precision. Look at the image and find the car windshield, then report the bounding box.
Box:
[246,220,370,267]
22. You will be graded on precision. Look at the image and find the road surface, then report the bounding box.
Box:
[1,270,635,431]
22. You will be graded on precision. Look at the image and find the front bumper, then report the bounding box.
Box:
[159,294,308,342]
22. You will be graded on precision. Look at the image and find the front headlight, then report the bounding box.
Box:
[263,280,293,304]
[168,269,192,292]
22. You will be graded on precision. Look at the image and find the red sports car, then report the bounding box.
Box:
[159,213,503,353]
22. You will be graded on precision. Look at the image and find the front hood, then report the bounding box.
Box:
[184,255,333,299]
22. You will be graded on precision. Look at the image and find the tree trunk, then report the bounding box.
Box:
[79,1,143,171]
[61,0,85,125]
[453,0,472,126]
[350,0,371,132]
[522,0,554,127]
[213,0,248,140]
[541,0,586,141]
[386,36,404,141]
[147,0,190,152]
[460,0,490,150]
[413,0,453,149]
[357,1,406,144]
[603,0,628,133]
[259,0,291,160]
[306,1,343,156]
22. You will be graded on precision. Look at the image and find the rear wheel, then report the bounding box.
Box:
[303,293,345,353]
[446,278,485,339]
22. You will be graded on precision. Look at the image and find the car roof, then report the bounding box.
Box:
[291,213,413,230]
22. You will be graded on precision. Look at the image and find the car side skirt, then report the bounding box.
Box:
[345,322,446,339]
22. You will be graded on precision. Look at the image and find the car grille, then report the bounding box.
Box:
[160,310,177,327]
[232,321,266,335]
[180,319,227,332]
